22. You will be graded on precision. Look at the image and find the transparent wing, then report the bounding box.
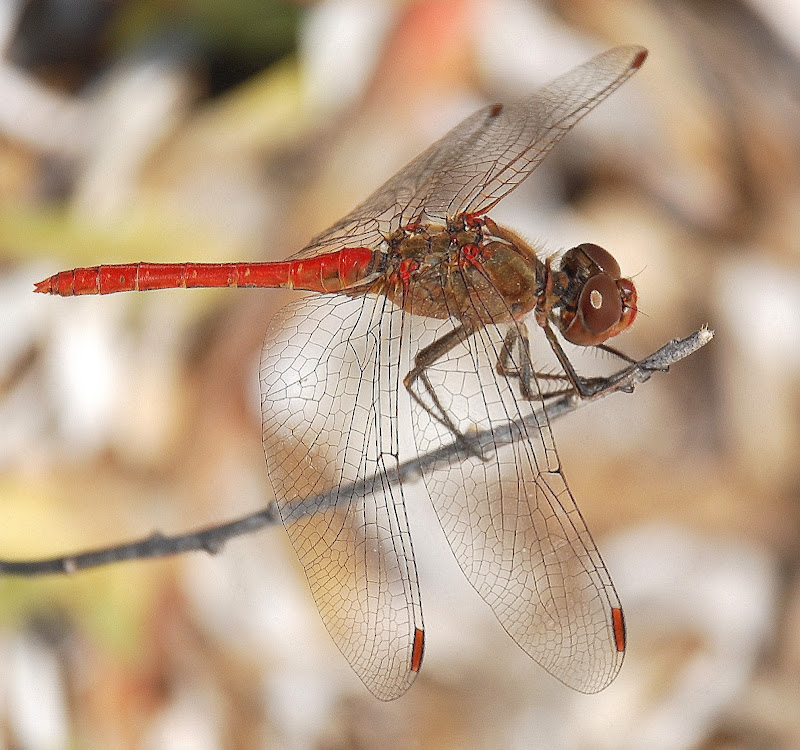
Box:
[260,294,424,701]
[292,45,646,260]
[406,289,624,692]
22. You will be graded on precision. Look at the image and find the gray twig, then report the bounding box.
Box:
[0,327,713,577]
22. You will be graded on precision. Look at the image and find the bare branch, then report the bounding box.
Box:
[0,327,713,577]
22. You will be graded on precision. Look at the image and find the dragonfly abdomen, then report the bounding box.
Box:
[34,249,377,296]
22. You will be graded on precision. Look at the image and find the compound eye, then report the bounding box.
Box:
[576,243,621,279]
[581,274,622,335]
[563,274,623,346]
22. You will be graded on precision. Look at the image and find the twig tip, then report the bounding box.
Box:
[698,325,715,343]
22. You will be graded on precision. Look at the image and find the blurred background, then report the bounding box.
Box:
[1,0,799,747]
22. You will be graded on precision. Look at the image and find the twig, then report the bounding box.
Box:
[0,327,713,577]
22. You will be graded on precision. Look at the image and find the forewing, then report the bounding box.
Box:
[430,44,646,217]
[260,294,424,701]
[406,297,624,692]
[292,45,645,260]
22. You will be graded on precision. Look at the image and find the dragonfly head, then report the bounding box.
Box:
[556,243,638,347]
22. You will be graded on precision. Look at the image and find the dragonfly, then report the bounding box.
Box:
[36,45,647,700]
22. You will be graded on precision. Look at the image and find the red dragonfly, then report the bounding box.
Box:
[36,46,647,700]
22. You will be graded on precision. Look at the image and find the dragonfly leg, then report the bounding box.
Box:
[496,324,539,400]
[404,322,485,458]
[496,324,579,402]
[542,323,645,400]
[597,342,636,365]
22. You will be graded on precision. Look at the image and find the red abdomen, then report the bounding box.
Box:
[35,249,377,296]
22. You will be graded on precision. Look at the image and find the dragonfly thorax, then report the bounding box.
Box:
[375,215,544,324]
